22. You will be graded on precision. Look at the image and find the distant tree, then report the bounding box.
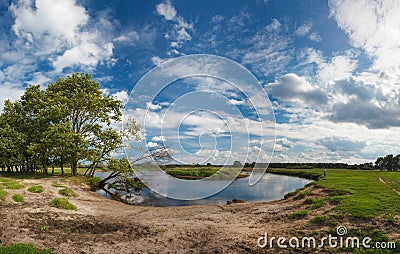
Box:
[375,154,400,172]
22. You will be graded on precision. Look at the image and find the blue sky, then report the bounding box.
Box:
[1,0,400,164]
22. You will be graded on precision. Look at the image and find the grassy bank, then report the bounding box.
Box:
[163,166,248,179]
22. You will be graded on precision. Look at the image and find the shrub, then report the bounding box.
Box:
[49,197,77,210]
[12,194,24,202]
[28,186,43,193]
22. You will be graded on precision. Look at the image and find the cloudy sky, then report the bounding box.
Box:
[1,0,400,164]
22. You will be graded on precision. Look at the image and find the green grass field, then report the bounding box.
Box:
[273,168,400,218]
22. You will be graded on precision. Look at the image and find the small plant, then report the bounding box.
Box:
[28,185,43,193]
[58,188,77,197]
[49,197,77,210]
[40,226,50,231]
[12,194,24,202]
[288,209,309,219]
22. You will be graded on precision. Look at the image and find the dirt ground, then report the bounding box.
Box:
[0,177,396,253]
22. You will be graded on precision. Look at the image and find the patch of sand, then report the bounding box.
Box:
[0,177,398,253]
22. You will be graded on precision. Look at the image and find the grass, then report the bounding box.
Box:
[164,166,247,179]
[288,209,309,219]
[310,215,329,225]
[0,177,24,189]
[0,244,53,254]
[12,194,24,202]
[58,188,77,197]
[51,182,66,188]
[275,168,400,218]
[28,185,43,193]
[0,187,8,204]
[49,197,77,210]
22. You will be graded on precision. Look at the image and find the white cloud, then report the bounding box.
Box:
[308,32,321,42]
[146,102,162,111]
[9,0,116,73]
[10,0,88,45]
[329,0,400,71]
[318,55,358,84]
[295,21,312,36]
[113,90,129,104]
[151,56,168,66]
[0,83,25,112]
[146,141,158,148]
[152,136,167,142]
[156,0,177,21]
[266,73,328,105]
[156,0,193,50]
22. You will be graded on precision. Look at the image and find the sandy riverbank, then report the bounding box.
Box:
[0,176,377,253]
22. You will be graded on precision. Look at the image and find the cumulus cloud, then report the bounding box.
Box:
[9,0,116,73]
[329,0,400,71]
[266,73,328,105]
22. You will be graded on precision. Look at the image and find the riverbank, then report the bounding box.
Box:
[0,169,399,253]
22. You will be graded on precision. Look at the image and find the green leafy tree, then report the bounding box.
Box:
[46,73,122,175]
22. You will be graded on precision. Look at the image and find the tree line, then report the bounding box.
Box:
[0,73,123,176]
[375,154,400,172]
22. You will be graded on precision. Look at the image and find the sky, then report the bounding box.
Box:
[1,0,400,164]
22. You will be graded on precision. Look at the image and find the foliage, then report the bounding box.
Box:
[0,73,123,176]
[12,194,24,202]
[49,197,77,210]
[375,154,400,171]
[28,185,43,193]
[0,243,53,254]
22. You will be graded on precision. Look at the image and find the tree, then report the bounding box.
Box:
[46,73,122,175]
[375,154,400,172]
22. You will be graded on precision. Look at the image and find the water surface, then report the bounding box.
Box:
[95,172,312,206]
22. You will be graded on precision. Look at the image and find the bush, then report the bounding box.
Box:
[12,194,24,202]
[288,210,309,219]
[58,188,77,197]
[28,185,43,193]
[49,197,77,210]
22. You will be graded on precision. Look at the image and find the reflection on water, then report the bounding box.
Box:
[94,172,312,207]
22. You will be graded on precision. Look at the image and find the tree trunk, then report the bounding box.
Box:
[60,157,64,175]
[71,159,78,176]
